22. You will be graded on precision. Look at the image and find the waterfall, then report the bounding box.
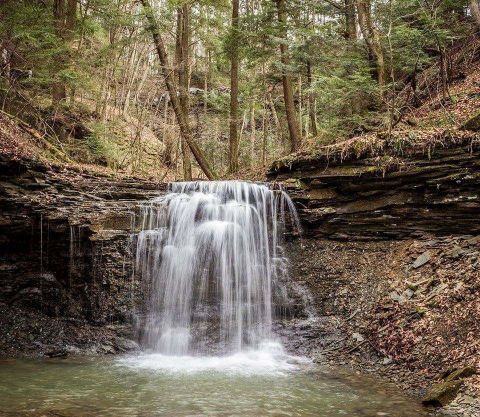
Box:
[134,181,299,356]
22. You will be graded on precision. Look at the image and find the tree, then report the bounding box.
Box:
[275,0,301,152]
[345,0,357,41]
[471,1,480,29]
[175,3,192,180]
[140,0,216,180]
[52,0,77,106]
[229,0,240,174]
[356,0,385,97]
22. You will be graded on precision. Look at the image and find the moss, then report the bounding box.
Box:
[422,380,463,407]
[461,111,480,131]
[445,366,476,382]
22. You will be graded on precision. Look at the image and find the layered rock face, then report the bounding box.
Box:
[0,155,165,355]
[269,144,480,240]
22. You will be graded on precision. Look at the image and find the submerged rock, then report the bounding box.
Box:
[46,349,69,358]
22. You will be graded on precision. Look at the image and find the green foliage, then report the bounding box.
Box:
[0,0,477,177]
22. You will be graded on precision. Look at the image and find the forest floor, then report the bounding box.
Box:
[269,34,480,182]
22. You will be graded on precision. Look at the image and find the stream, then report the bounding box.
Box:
[0,348,428,417]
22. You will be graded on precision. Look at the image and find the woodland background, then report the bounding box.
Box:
[0,0,479,179]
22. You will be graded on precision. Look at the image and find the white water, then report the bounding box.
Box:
[133,181,300,369]
[119,341,310,375]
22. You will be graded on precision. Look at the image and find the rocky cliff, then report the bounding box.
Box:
[0,155,165,356]
[269,138,480,240]
[269,141,480,415]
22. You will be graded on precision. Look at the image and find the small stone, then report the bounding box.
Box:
[412,251,431,269]
[446,246,465,259]
[382,357,393,365]
[389,291,405,303]
[352,332,365,342]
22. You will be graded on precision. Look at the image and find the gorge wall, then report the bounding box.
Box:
[270,144,480,239]
[0,155,165,356]
[269,142,480,410]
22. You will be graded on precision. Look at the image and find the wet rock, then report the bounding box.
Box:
[422,380,463,407]
[114,337,140,352]
[98,343,116,354]
[46,349,68,358]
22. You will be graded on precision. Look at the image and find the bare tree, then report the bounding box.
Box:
[229,0,240,173]
[140,0,216,180]
[275,0,301,152]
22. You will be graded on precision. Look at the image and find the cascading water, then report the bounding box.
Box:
[134,181,300,361]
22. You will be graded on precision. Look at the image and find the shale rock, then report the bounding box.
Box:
[0,156,165,356]
[269,144,480,240]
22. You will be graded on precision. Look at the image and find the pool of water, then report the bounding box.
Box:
[0,347,429,417]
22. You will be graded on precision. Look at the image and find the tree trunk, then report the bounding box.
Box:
[345,0,357,40]
[262,101,267,166]
[52,0,77,106]
[471,1,480,29]
[175,4,192,181]
[356,0,385,96]
[66,0,77,36]
[140,0,216,180]
[275,0,301,152]
[52,0,67,105]
[250,104,255,168]
[229,0,240,174]
[306,60,317,137]
[268,93,284,150]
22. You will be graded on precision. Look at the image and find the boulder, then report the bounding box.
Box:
[422,380,463,407]
[460,111,480,131]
